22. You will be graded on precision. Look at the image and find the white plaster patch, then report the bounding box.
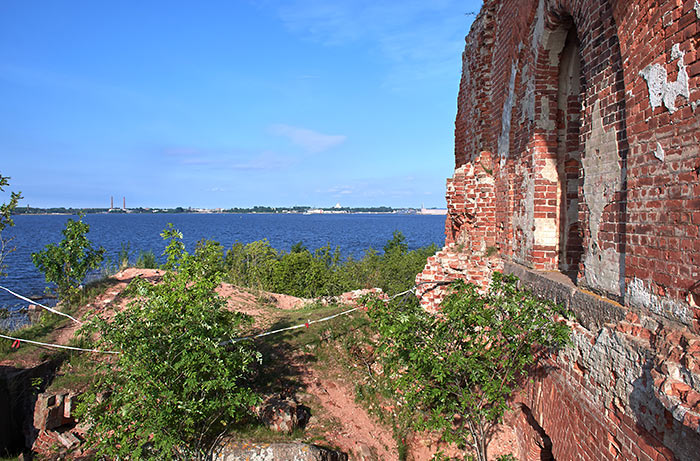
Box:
[582,101,624,296]
[639,44,690,113]
[521,64,536,123]
[541,156,558,182]
[497,62,518,165]
[531,0,545,63]
[512,167,535,262]
[534,217,557,246]
[542,27,569,67]
[695,0,700,20]
[654,141,665,161]
[671,43,683,61]
[584,247,624,296]
[583,100,621,245]
[626,277,691,324]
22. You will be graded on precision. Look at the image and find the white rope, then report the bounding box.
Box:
[0,282,432,351]
[0,285,83,325]
[0,333,118,354]
[221,305,362,345]
[223,287,417,345]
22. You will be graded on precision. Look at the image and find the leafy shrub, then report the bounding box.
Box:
[376,231,438,295]
[225,239,278,290]
[0,174,22,277]
[223,231,437,298]
[77,225,260,459]
[192,238,226,280]
[117,241,131,270]
[269,244,342,298]
[365,273,571,461]
[135,249,158,269]
[31,213,105,306]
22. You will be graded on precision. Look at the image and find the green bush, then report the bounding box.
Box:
[269,244,343,298]
[77,225,261,459]
[225,239,278,290]
[365,273,571,461]
[223,231,437,298]
[135,249,158,269]
[0,174,22,278]
[31,213,105,306]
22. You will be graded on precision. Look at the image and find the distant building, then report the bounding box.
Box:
[419,205,447,215]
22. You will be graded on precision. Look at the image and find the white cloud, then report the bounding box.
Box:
[270,124,346,153]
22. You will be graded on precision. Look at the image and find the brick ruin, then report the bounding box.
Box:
[416,0,700,459]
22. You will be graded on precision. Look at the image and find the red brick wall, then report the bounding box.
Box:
[418,0,700,458]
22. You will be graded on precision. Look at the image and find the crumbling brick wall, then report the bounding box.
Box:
[417,0,700,459]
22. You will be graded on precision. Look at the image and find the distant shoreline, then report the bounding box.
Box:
[14,207,448,216]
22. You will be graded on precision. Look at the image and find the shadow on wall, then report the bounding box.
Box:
[519,404,554,461]
[629,359,700,461]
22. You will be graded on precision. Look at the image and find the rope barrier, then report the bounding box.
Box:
[0,285,83,325]
[221,305,363,345]
[222,286,419,345]
[0,333,118,354]
[0,280,457,353]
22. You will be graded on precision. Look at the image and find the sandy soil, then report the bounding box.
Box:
[301,366,399,460]
[298,359,518,461]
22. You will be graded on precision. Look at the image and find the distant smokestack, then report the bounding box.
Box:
[110,196,114,209]
[123,197,126,210]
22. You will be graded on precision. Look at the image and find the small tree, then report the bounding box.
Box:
[31,213,105,305]
[383,230,408,255]
[366,272,571,461]
[77,226,261,459]
[0,174,22,277]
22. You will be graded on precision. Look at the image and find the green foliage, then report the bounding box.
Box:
[365,273,571,461]
[117,242,131,270]
[102,242,133,276]
[223,231,437,298]
[225,239,278,290]
[269,244,342,298]
[377,234,438,296]
[135,249,158,269]
[0,174,22,277]
[77,226,261,460]
[31,213,105,306]
[496,455,518,461]
[383,230,408,254]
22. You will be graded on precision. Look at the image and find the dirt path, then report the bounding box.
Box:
[301,365,398,460]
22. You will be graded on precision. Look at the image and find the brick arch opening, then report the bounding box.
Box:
[531,13,584,284]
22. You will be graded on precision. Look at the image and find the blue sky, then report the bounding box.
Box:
[0,1,481,209]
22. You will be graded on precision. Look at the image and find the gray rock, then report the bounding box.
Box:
[255,396,310,433]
